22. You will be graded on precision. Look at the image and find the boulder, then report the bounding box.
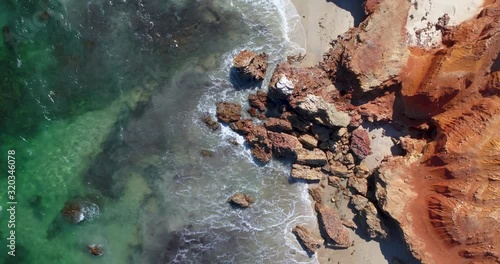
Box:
[315,203,351,248]
[268,132,301,158]
[291,164,325,181]
[229,119,254,135]
[348,177,368,196]
[298,134,318,150]
[233,50,268,81]
[296,148,327,167]
[292,225,324,254]
[295,95,350,128]
[228,193,255,208]
[201,114,220,131]
[329,162,350,178]
[350,128,372,159]
[350,195,389,239]
[264,118,293,133]
[216,102,242,123]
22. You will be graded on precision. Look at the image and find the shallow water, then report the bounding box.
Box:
[0,0,317,263]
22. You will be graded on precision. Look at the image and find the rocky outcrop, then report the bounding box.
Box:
[264,118,293,133]
[315,203,351,248]
[350,195,388,239]
[373,1,500,263]
[292,225,324,254]
[229,119,254,135]
[228,193,255,208]
[321,0,411,93]
[350,128,372,160]
[233,50,268,81]
[216,102,242,123]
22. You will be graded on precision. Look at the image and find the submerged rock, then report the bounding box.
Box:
[233,50,268,81]
[61,200,99,224]
[292,225,324,255]
[315,203,351,248]
[87,244,104,256]
[228,193,255,208]
[201,114,220,131]
[216,102,242,123]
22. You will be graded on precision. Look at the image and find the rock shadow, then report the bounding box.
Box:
[327,0,366,26]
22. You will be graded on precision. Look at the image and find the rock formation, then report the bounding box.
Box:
[292,225,324,254]
[216,102,242,123]
[233,50,268,81]
[315,203,351,248]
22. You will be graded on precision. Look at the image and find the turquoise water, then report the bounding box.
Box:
[0,0,316,263]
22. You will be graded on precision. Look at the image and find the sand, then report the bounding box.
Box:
[290,0,365,66]
[406,0,484,47]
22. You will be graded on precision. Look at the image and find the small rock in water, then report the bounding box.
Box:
[200,149,215,158]
[201,114,220,131]
[87,244,104,256]
[61,201,85,223]
[228,193,255,208]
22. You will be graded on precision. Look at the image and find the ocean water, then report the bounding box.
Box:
[0,0,318,263]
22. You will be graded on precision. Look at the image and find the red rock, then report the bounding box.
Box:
[229,119,254,135]
[264,118,293,133]
[315,203,351,248]
[247,107,266,120]
[350,128,372,159]
[268,132,301,158]
[308,186,324,204]
[87,244,104,256]
[233,50,268,81]
[248,91,268,111]
[216,102,242,123]
[245,126,272,163]
[228,193,255,208]
[363,0,381,15]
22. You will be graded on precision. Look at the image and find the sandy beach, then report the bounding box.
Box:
[290,0,365,66]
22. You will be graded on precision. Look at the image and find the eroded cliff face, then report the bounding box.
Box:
[374,1,500,263]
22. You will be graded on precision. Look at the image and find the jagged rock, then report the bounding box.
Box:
[61,202,85,223]
[245,126,272,163]
[268,132,301,158]
[233,50,268,81]
[350,195,388,239]
[348,177,368,196]
[350,128,372,160]
[229,119,254,135]
[216,102,242,123]
[248,91,267,111]
[322,0,411,92]
[308,186,324,204]
[299,134,318,150]
[291,164,325,181]
[228,193,255,208]
[315,203,351,248]
[292,225,324,254]
[264,118,293,133]
[354,163,371,178]
[87,244,104,256]
[201,114,220,131]
[295,95,350,128]
[296,148,327,167]
[270,75,295,100]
